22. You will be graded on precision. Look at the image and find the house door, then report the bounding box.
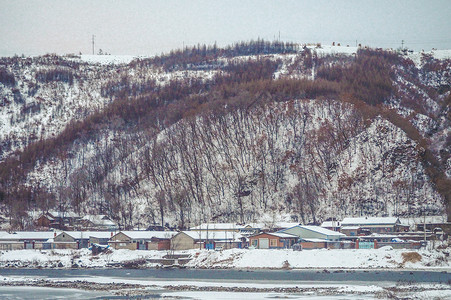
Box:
[259,238,269,249]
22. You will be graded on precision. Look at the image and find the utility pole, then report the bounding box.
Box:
[401,39,404,50]
[92,35,95,55]
[423,208,426,245]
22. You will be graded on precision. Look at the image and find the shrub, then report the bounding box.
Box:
[401,252,422,264]
[35,67,74,85]
[0,68,15,86]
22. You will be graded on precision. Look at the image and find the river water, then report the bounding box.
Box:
[0,269,450,299]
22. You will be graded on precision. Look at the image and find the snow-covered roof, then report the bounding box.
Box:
[119,231,178,240]
[262,232,298,239]
[341,226,360,230]
[243,223,265,229]
[47,211,80,218]
[341,217,399,226]
[190,223,245,230]
[59,231,115,240]
[299,225,345,237]
[181,231,243,241]
[360,234,399,239]
[399,216,447,226]
[320,221,341,228]
[301,238,328,243]
[0,231,59,240]
[82,215,117,227]
[0,231,10,238]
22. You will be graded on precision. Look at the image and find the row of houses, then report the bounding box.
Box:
[1,216,445,251]
[0,230,178,251]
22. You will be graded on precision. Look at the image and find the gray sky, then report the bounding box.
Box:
[1,0,450,57]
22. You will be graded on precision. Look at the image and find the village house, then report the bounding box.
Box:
[52,231,115,249]
[109,231,177,250]
[35,214,55,228]
[35,211,81,230]
[170,231,245,250]
[78,215,118,231]
[278,225,345,249]
[320,220,341,231]
[340,226,364,236]
[248,232,298,249]
[0,231,58,250]
[239,223,263,236]
[341,217,408,234]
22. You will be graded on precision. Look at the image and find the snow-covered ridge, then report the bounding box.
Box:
[406,49,451,68]
[76,55,149,65]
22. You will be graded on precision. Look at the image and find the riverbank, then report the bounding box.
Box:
[0,247,449,270]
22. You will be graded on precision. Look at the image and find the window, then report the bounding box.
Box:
[270,239,278,247]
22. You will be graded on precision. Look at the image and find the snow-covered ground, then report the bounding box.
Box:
[77,54,148,65]
[406,49,451,67]
[187,247,450,269]
[0,247,449,269]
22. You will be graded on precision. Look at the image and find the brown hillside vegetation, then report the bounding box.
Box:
[0,43,449,228]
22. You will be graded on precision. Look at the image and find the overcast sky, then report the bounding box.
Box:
[1,0,450,57]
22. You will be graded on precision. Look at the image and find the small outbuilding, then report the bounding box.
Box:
[248,232,298,249]
[279,225,345,242]
[53,231,115,249]
[171,231,244,250]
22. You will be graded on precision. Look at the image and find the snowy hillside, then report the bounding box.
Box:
[0,42,449,229]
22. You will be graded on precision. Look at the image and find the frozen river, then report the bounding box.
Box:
[0,268,450,299]
[1,268,450,282]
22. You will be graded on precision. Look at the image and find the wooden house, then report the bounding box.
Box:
[53,231,115,249]
[35,214,54,228]
[35,211,81,230]
[340,226,362,236]
[279,225,345,249]
[79,215,118,231]
[248,232,298,249]
[109,231,177,250]
[320,220,341,231]
[170,231,245,250]
[0,231,58,250]
[341,217,405,234]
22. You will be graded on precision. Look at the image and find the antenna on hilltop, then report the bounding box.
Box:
[92,35,95,55]
[401,39,404,50]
